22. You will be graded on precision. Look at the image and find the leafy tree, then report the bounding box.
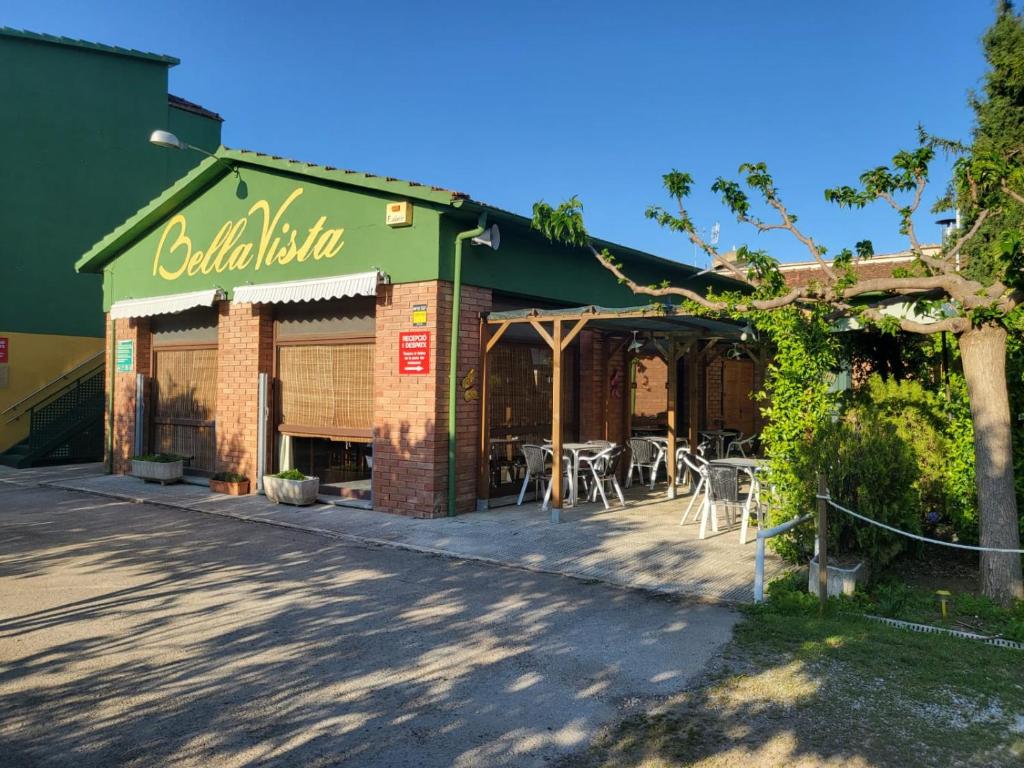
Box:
[533,5,1024,604]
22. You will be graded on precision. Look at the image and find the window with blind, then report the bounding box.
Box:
[151,347,218,472]
[488,342,577,444]
[276,342,374,440]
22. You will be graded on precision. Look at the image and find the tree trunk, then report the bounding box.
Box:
[959,322,1023,605]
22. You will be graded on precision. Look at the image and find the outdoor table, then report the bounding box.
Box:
[562,441,607,507]
[699,429,737,459]
[710,457,768,543]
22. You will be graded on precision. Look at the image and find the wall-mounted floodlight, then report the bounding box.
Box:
[149,129,236,173]
[149,129,190,150]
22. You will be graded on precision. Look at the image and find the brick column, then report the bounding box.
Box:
[436,282,491,514]
[214,301,273,486]
[373,281,446,517]
[106,314,150,474]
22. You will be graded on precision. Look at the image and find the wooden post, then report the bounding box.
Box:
[665,339,678,499]
[817,473,828,608]
[551,320,564,522]
[476,319,491,509]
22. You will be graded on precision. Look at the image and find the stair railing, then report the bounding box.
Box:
[3,351,105,424]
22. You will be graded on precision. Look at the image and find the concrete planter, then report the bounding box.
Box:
[209,478,250,496]
[264,475,319,506]
[131,459,184,485]
[808,555,866,597]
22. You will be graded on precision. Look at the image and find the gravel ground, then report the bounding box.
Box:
[0,483,737,768]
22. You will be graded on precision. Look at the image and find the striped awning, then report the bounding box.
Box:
[232,270,388,305]
[109,288,222,319]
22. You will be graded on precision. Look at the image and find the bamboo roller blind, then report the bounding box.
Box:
[277,343,374,431]
[489,343,576,437]
[154,348,218,421]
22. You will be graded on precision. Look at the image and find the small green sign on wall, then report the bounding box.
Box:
[115,339,134,373]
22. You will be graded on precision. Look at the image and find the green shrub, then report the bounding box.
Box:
[272,468,307,480]
[212,471,248,483]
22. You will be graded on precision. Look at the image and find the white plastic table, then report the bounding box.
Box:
[709,457,768,542]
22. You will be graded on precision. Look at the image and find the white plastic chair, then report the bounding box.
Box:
[540,446,576,509]
[700,465,751,539]
[626,438,664,489]
[579,445,626,509]
[679,451,710,525]
[726,433,757,458]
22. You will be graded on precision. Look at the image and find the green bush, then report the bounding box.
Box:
[212,471,248,483]
[272,468,307,480]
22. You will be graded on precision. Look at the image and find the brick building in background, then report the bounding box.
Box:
[77,147,755,517]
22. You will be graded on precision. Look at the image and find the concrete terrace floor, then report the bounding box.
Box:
[0,464,787,603]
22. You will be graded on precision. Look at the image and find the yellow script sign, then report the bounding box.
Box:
[153,188,345,280]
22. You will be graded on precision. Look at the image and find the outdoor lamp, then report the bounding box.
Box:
[149,129,235,170]
[149,129,190,150]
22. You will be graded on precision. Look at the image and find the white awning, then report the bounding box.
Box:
[109,288,223,319]
[232,270,388,305]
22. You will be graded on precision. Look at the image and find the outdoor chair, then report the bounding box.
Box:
[626,437,664,489]
[518,444,573,506]
[673,438,693,487]
[699,464,749,539]
[540,445,577,508]
[679,451,710,525]
[726,432,758,458]
[579,445,626,509]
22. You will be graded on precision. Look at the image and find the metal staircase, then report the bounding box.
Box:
[0,354,105,468]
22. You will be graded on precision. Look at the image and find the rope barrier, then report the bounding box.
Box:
[815,493,1024,555]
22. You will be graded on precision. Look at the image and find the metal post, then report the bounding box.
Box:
[665,340,678,499]
[133,373,145,457]
[256,373,269,493]
[817,473,828,607]
[754,534,766,603]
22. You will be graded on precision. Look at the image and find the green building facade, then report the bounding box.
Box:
[0,28,222,457]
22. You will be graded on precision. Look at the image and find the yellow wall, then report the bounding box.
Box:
[0,331,104,452]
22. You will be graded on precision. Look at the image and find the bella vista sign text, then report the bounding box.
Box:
[152,188,345,280]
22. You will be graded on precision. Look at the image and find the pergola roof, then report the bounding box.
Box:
[484,304,745,340]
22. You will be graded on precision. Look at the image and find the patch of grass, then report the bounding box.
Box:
[561,577,1024,768]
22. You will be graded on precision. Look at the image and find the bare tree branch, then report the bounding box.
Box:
[1002,179,1024,206]
[859,308,971,335]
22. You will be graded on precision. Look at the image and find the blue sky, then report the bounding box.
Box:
[6,1,997,266]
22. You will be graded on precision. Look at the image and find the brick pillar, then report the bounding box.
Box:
[106,314,150,474]
[436,282,491,514]
[373,281,446,517]
[214,301,273,486]
[605,340,627,447]
[578,331,601,441]
[633,354,668,421]
[705,355,724,428]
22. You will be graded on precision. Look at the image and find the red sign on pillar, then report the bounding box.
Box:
[0,337,8,363]
[399,331,430,374]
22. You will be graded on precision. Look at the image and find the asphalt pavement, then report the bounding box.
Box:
[0,482,737,768]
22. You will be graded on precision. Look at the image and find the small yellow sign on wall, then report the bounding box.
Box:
[411,304,428,326]
[386,201,413,227]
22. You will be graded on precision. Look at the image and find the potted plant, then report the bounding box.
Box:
[131,453,184,485]
[808,554,867,597]
[263,468,319,506]
[209,471,250,496]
